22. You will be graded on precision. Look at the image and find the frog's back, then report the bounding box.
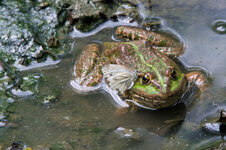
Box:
[102,41,175,73]
[102,41,153,69]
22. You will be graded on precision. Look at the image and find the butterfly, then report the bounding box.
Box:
[102,64,137,94]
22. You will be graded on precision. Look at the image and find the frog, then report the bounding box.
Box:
[72,26,209,111]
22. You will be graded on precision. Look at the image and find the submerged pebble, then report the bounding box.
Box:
[11,89,34,97]
[212,20,226,34]
[201,108,226,140]
[114,127,140,139]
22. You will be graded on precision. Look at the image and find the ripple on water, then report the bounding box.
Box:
[211,20,226,34]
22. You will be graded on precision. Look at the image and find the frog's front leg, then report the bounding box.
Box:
[75,44,103,87]
[116,26,184,57]
[186,71,210,92]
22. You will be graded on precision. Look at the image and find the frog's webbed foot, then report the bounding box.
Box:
[74,44,103,88]
[186,71,210,92]
[116,26,184,57]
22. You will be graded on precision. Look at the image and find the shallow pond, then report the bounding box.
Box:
[0,0,226,149]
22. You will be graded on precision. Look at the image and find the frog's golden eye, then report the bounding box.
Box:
[142,74,152,84]
[168,68,177,80]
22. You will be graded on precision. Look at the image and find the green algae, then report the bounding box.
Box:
[18,73,46,94]
[0,52,19,120]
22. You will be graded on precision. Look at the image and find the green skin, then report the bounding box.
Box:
[74,26,208,110]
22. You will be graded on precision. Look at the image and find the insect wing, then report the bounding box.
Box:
[102,64,137,94]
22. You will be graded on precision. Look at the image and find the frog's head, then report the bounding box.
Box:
[128,52,187,109]
[102,51,187,110]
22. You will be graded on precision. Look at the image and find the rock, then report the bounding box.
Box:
[47,36,60,48]
[12,73,45,97]
[7,141,32,150]
[114,127,140,139]
[68,0,107,20]
[212,20,226,34]
[42,93,59,105]
[67,0,139,32]
[0,0,62,67]
[201,108,226,135]
[0,58,18,121]
[200,108,226,141]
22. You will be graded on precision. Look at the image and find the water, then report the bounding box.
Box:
[1,0,226,149]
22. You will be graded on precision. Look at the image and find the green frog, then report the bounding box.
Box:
[72,26,209,111]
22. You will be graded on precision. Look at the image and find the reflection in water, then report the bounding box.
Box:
[220,124,226,140]
[115,103,186,136]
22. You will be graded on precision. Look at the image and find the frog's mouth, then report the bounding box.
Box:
[128,77,188,109]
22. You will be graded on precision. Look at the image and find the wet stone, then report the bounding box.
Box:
[7,141,32,150]
[67,0,139,32]
[201,108,226,140]
[67,0,107,32]
[0,0,62,67]
[68,0,107,19]
[13,73,45,97]
[0,59,18,121]
[114,127,141,139]
[212,20,226,34]
[11,89,34,97]
[42,93,59,105]
[11,72,60,105]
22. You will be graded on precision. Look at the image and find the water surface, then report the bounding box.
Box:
[1,0,226,149]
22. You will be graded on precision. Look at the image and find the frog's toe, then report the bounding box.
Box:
[186,71,210,92]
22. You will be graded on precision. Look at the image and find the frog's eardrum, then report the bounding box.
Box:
[102,64,137,94]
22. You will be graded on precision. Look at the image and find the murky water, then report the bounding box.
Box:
[1,0,226,149]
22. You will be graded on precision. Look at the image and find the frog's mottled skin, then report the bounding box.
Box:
[74,26,209,110]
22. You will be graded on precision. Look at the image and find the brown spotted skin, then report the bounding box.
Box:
[76,44,100,79]
[116,26,185,56]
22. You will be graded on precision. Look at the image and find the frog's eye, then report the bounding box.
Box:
[142,74,151,84]
[168,68,177,80]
